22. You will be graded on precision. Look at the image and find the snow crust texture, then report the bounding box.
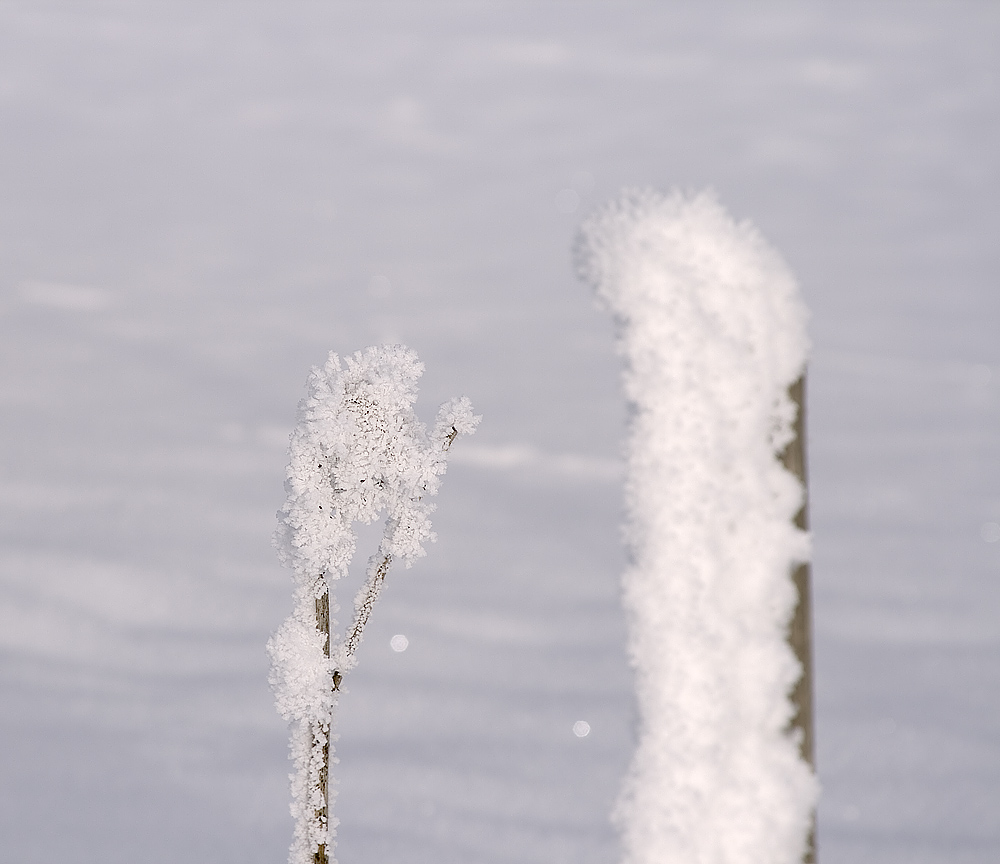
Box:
[268,345,479,864]
[577,190,818,864]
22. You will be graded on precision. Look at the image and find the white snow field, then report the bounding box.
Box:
[0,4,997,864]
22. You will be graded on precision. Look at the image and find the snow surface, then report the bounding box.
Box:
[0,4,998,864]
[578,189,816,863]
[269,345,477,863]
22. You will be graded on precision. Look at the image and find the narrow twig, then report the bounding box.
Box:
[343,553,393,661]
[337,424,456,667]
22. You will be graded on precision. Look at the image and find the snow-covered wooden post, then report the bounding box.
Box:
[267,345,479,864]
[576,190,819,864]
[782,374,816,862]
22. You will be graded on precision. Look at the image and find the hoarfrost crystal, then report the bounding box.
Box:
[267,345,478,864]
[577,190,818,864]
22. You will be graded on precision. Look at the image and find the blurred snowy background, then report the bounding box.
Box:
[0,3,997,863]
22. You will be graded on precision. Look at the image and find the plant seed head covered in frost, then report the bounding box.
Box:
[577,189,818,864]
[275,344,477,583]
[267,344,478,864]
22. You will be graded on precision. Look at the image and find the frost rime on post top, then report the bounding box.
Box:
[577,190,819,864]
[267,345,479,864]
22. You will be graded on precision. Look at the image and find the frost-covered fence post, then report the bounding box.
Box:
[268,345,479,864]
[783,377,816,779]
[576,190,819,864]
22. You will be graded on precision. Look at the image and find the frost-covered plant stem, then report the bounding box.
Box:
[577,190,819,864]
[268,346,479,864]
[344,552,391,660]
[311,590,331,864]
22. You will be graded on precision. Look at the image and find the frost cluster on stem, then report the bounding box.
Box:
[267,344,479,864]
[577,190,819,864]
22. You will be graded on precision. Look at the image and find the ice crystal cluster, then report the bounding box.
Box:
[577,190,819,864]
[268,345,478,864]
